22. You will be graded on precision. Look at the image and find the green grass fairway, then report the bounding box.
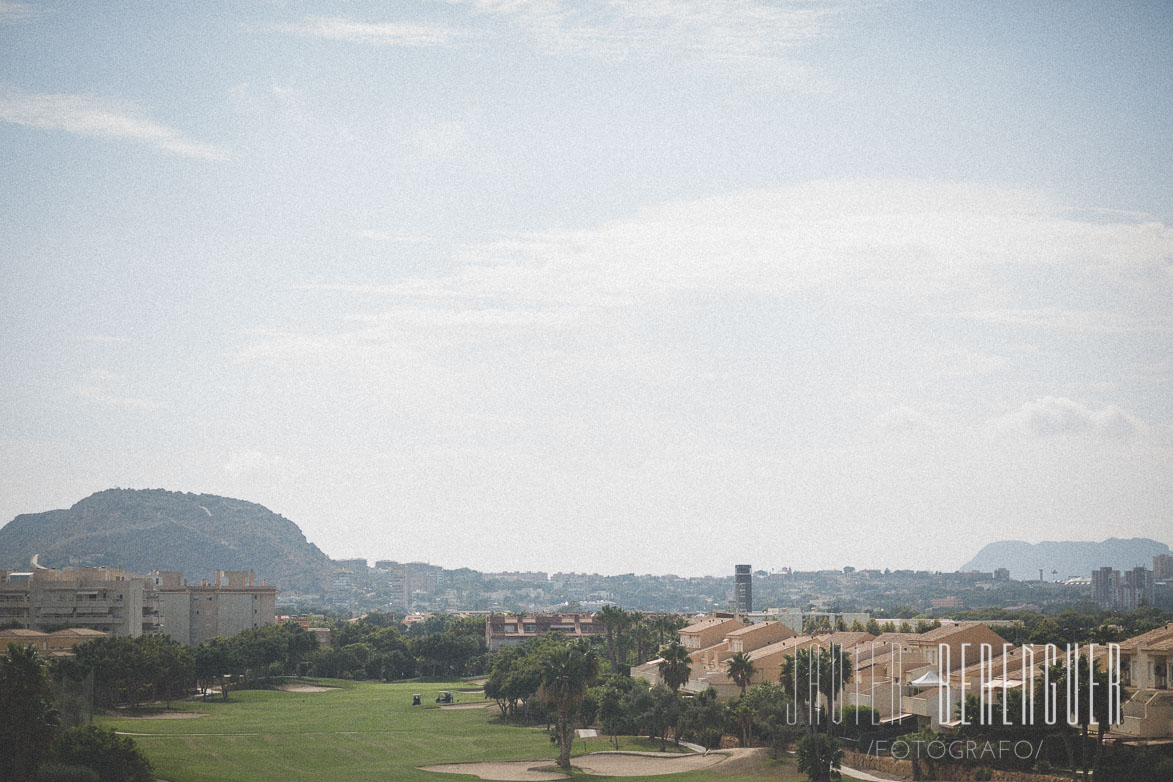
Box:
[95,678,854,781]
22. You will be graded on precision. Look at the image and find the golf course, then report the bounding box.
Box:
[96,678,864,781]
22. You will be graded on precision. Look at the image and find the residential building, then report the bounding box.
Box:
[384,561,443,611]
[678,616,746,650]
[686,631,876,700]
[152,570,278,645]
[1154,555,1173,581]
[484,613,605,651]
[1094,565,1154,610]
[844,622,1010,730]
[691,620,796,675]
[1117,622,1173,739]
[0,567,160,636]
[0,627,107,657]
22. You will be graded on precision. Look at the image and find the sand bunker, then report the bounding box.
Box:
[439,702,494,710]
[277,683,338,693]
[120,711,207,720]
[422,751,736,780]
[420,761,567,781]
[572,751,730,777]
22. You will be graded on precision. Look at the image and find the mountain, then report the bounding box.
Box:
[960,537,1171,581]
[0,488,335,594]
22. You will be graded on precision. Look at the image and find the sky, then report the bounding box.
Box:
[1,1,1171,576]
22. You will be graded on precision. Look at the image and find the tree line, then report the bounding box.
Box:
[483,625,861,779]
[1,642,154,782]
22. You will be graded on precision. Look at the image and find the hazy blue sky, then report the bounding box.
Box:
[2,1,1170,575]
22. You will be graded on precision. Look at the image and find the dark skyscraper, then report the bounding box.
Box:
[735,564,753,614]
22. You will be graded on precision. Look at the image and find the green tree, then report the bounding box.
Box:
[657,642,691,693]
[1046,653,1117,778]
[594,675,634,749]
[49,726,152,782]
[539,643,600,769]
[193,637,238,700]
[678,686,727,750]
[752,682,799,759]
[726,651,756,694]
[780,647,818,732]
[596,605,631,671]
[1,643,60,782]
[640,685,683,751]
[796,733,843,782]
[781,643,852,735]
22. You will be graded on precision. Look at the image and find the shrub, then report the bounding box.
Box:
[50,726,153,782]
[796,733,843,782]
[34,764,101,782]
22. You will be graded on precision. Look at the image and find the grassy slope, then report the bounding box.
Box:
[96,679,854,782]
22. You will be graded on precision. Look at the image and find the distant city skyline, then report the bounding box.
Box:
[2,2,1171,576]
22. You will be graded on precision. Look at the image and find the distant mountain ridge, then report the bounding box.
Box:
[961,537,1171,581]
[0,488,335,593]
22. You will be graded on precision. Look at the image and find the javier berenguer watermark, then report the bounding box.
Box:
[781,641,1122,761]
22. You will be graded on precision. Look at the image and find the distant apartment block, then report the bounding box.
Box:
[484,613,605,651]
[483,571,550,584]
[1093,565,1154,610]
[734,564,753,614]
[381,561,444,611]
[151,570,278,645]
[1154,555,1173,582]
[0,567,161,636]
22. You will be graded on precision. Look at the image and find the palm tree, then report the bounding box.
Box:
[816,643,852,734]
[596,605,630,670]
[657,642,692,693]
[651,614,685,647]
[1048,652,1115,779]
[628,618,656,665]
[726,651,756,694]
[781,644,852,734]
[781,648,818,732]
[539,643,600,769]
[0,642,60,781]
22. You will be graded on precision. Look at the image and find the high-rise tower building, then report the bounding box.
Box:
[734,564,753,614]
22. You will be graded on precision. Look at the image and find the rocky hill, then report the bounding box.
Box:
[0,489,335,594]
[960,537,1171,581]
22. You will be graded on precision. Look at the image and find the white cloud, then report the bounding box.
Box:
[71,386,166,410]
[456,0,840,63]
[0,86,229,160]
[273,2,874,87]
[0,0,38,23]
[70,369,165,410]
[359,229,430,243]
[241,180,1173,386]
[274,16,472,47]
[994,396,1143,442]
[956,307,1173,334]
[874,405,931,432]
[223,449,302,483]
[354,306,588,329]
[358,180,1171,307]
[77,335,131,344]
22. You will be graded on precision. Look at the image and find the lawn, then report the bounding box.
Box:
[95,678,855,781]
